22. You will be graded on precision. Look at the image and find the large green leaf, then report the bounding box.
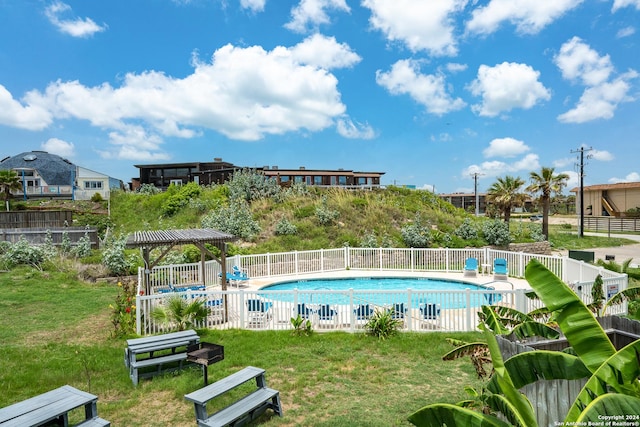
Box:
[603,286,640,315]
[490,305,533,327]
[442,342,488,361]
[407,403,512,427]
[576,394,640,423]
[488,350,590,391]
[478,305,511,335]
[525,259,616,373]
[511,321,559,340]
[565,339,640,422]
[483,326,538,427]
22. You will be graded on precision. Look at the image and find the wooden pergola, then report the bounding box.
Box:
[125,228,237,295]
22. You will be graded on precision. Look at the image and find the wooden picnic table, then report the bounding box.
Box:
[0,385,109,427]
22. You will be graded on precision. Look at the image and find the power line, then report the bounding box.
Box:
[470,172,484,216]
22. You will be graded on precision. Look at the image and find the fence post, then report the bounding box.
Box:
[515,289,527,313]
[267,253,271,277]
[407,289,413,331]
[349,288,355,332]
[295,251,299,275]
[446,248,450,273]
[519,252,524,278]
[465,289,472,331]
[411,248,415,271]
[345,246,350,269]
[379,247,383,270]
[320,248,324,272]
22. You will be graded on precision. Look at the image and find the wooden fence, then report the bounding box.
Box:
[0,227,99,249]
[584,216,640,232]
[0,210,72,228]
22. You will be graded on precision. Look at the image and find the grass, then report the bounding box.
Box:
[0,266,485,427]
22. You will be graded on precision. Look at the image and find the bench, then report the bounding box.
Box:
[184,366,283,427]
[125,329,200,386]
[0,385,110,427]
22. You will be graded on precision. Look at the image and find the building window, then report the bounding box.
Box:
[84,181,103,189]
[294,176,304,183]
[280,176,290,182]
[314,176,323,185]
[338,176,347,185]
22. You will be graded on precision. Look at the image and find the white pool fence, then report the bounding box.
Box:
[135,247,628,335]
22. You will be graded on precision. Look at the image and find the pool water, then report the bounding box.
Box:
[258,277,500,309]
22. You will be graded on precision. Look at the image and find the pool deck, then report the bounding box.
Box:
[228,269,532,292]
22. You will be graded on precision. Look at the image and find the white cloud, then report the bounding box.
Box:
[468,62,551,117]
[555,38,637,123]
[554,37,613,86]
[446,63,468,73]
[0,84,52,130]
[462,153,540,178]
[617,26,635,38]
[362,0,466,56]
[41,138,75,157]
[466,0,583,35]
[591,148,614,161]
[563,170,580,189]
[285,0,350,33]
[45,1,107,38]
[557,74,637,123]
[613,0,640,12]
[336,117,375,139]
[376,59,466,115]
[18,39,357,161]
[483,137,530,158]
[609,172,640,183]
[553,157,573,168]
[290,34,361,69]
[240,0,266,13]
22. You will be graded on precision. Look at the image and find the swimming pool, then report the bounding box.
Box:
[258,277,500,309]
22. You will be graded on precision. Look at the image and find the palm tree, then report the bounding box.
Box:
[0,169,23,211]
[151,295,209,331]
[486,176,526,223]
[527,167,570,240]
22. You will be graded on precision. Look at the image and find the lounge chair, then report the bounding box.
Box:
[317,304,339,328]
[353,304,374,327]
[463,257,478,277]
[390,303,407,328]
[246,299,272,328]
[220,266,249,287]
[420,303,441,329]
[493,258,508,280]
[296,303,314,320]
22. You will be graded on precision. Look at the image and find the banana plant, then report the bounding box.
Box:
[408,259,640,426]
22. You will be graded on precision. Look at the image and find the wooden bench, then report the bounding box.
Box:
[0,385,109,426]
[184,366,283,427]
[124,329,200,386]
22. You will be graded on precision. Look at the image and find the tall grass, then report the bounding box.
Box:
[0,266,485,426]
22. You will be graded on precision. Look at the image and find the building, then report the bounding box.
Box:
[133,158,385,190]
[0,151,121,201]
[571,182,640,217]
[439,192,488,214]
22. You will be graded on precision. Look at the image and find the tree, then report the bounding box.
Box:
[486,176,526,223]
[0,169,23,211]
[151,295,209,331]
[527,167,569,240]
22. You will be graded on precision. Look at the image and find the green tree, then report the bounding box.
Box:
[0,169,23,211]
[527,167,569,239]
[486,176,526,223]
[151,295,209,331]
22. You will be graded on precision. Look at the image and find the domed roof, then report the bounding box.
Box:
[0,151,75,185]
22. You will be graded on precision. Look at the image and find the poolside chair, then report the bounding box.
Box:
[463,257,478,277]
[493,258,508,281]
[296,303,314,320]
[420,303,441,329]
[390,303,408,328]
[221,266,249,288]
[317,304,339,329]
[353,304,374,328]
[246,299,273,328]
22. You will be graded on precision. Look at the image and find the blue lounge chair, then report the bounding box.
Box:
[493,258,508,280]
[317,304,338,328]
[246,299,272,328]
[296,303,314,320]
[420,303,441,329]
[463,257,478,277]
[391,303,407,320]
[353,304,374,328]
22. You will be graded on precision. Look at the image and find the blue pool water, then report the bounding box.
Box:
[258,277,500,309]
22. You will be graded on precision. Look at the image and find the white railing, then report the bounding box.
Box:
[135,247,628,334]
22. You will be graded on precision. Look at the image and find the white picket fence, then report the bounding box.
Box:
[135,247,628,335]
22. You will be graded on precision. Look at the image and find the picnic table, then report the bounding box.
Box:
[124,329,200,386]
[0,385,109,427]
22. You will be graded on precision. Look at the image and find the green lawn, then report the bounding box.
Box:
[0,267,484,427]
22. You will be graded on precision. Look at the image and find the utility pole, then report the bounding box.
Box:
[471,172,484,216]
[571,146,593,238]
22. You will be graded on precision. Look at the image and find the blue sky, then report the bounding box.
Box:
[1,0,639,193]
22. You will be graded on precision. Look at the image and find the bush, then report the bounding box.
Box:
[315,197,339,225]
[275,218,297,236]
[90,192,104,202]
[482,219,511,246]
[161,182,202,216]
[110,279,137,337]
[137,183,161,195]
[401,215,432,248]
[227,168,280,202]
[0,237,54,269]
[360,231,378,248]
[71,230,93,258]
[455,218,478,240]
[102,234,135,276]
[365,308,403,340]
[201,200,261,240]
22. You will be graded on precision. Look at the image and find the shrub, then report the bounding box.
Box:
[315,197,339,225]
[137,183,161,195]
[482,219,511,246]
[290,314,313,336]
[161,182,202,216]
[102,234,135,276]
[365,308,403,340]
[110,280,137,337]
[400,215,432,248]
[360,231,378,248]
[0,237,53,270]
[201,200,261,240]
[455,218,478,240]
[90,192,104,202]
[227,168,280,202]
[275,218,297,235]
[71,231,93,258]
